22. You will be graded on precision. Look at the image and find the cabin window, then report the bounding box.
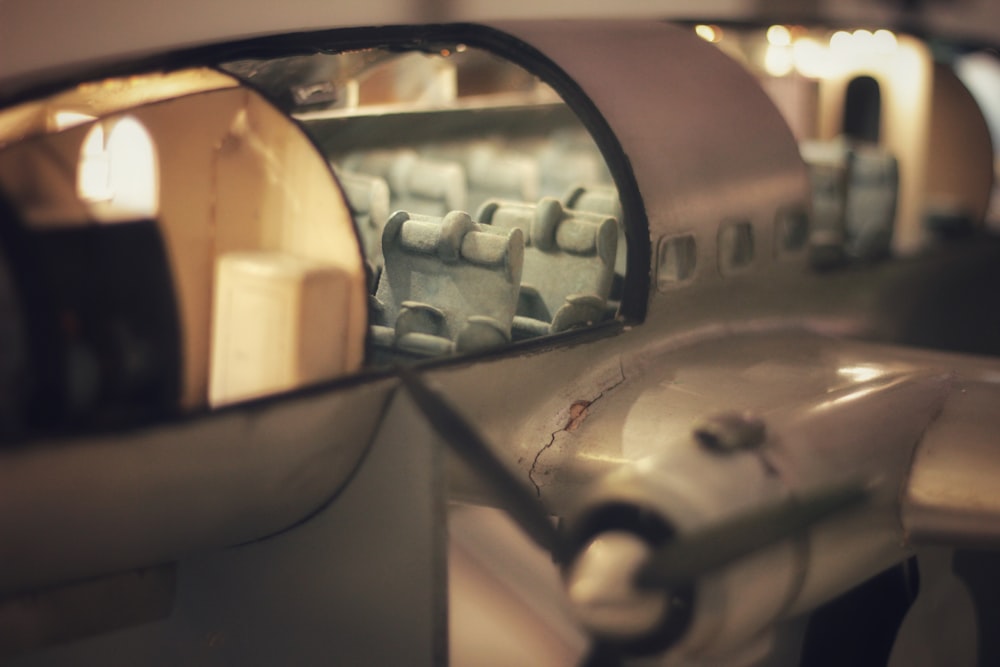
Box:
[656,234,697,289]
[718,220,755,274]
[774,206,810,257]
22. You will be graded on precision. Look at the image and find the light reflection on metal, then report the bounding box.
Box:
[825,383,880,407]
[837,364,886,384]
[577,452,631,466]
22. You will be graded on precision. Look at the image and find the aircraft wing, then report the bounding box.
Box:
[904,376,1000,549]
[477,328,1000,664]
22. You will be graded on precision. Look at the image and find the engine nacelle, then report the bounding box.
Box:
[561,371,950,660]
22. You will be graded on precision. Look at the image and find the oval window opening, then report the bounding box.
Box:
[223,42,628,367]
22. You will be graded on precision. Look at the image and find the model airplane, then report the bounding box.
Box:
[0,6,998,667]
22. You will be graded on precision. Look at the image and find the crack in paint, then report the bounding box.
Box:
[528,359,627,496]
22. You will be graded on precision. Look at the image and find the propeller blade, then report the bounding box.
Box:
[397,367,561,555]
[635,481,869,589]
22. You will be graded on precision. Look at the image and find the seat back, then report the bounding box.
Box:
[342,148,466,217]
[477,197,617,332]
[561,184,625,277]
[422,140,538,212]
[375,209,523,354]
[334,168,391,269]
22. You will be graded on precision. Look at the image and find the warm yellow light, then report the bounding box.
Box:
[837,364,884,383]
[695,24,721,43]
[764,43,794,77]
[852,28,874,48]
[873,29,898,52]
[792,37,829,79]
[826,27,897,62]
[767,25,792,47]
[78,123,111,202]
[77,116,159,222]
[830,30,853,52]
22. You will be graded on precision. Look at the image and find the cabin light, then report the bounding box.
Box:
[77,116,159,222]
[852,28,874,49]
[764,43,794,77]
[829,30,853,52]
[695,24,722,43]
[78,123,112,202]
[767,25,792,47]
[792,37,829,79]
[825,27,898,62]
[873,29,898,53]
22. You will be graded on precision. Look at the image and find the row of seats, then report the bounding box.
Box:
[339,132,612,211]
[333,135,622,267]
[369,198,619,359]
